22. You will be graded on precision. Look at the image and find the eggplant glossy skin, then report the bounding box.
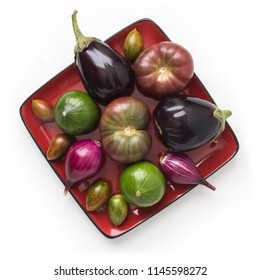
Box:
[153,96,219,152]
[75,41,135,106]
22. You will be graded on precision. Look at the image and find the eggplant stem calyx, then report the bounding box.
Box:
[72,10,99,53]
[213,107,232,141]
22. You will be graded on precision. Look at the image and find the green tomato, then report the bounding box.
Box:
[123,28,144,62]
[86,180,111,212]
[54,90,100,135]
[108,194,128,226]
[120,161,166,207]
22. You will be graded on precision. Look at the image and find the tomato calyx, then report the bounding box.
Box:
[133,41,194,98]
[155,58,174,79]
[120,124,136,137]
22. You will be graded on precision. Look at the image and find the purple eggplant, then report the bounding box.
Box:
[72,11,135,106]
[153,95,232,152]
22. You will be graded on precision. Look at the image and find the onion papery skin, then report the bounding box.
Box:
[160,152,216,191]
[65,139,105,193]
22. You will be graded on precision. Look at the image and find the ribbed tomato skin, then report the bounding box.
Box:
[99,96,152,163]
[133,41,194,98]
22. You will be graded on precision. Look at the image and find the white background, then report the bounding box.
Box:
[1,0,259,279]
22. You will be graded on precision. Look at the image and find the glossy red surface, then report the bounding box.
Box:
[20,19,239,238]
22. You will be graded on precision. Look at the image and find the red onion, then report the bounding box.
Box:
[64,139,105,194]
[159,152,216,191]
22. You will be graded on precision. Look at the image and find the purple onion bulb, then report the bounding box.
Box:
[64,139,105,194]
[160,152,216,191]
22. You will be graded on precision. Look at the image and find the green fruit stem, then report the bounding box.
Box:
[72,10,99,54]
[213,107,232,140]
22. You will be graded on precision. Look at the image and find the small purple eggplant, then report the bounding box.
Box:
[72,11,135,106]
[153,95,232,152]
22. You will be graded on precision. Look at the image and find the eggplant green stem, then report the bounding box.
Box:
[213,107,232,140]
[72,10,99,53]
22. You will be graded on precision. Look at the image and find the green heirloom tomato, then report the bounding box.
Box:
[108,194,128,226]
[54,90,100,135]
[47,133,76,160]
[31,99,54,123]
[86,180,111,212]
[120,161,166,207]
[99,96,152,163]
[123,28,144,62]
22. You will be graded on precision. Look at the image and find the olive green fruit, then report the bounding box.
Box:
[108,194,128,226]
[86,180,111,211]
[120,161,166,207]
[47,133,76,160]
[123,28,144,62]
[31,99,54,122]
[54,90,100,135]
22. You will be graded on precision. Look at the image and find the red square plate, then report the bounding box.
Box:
[20,19,239,238]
